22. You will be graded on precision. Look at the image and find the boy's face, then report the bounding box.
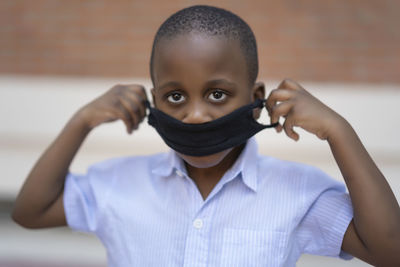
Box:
[151,33,264,168]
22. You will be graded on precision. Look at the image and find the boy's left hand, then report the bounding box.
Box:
[265,78,343,141]
[266,80,400,266]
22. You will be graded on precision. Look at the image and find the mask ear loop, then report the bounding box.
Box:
[144,100,152,110]
[261,99,267,107]
[257,99,279,128]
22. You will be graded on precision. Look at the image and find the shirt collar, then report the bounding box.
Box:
[222,137,259,192]
[151,137,259,192]
[151,148,185,177]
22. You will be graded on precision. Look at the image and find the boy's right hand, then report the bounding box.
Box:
[12,84,148,229]
[76,84,148,134]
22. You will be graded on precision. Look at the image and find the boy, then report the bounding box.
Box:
[12,5,400,267]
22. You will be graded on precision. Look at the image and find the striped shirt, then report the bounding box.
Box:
[64,137,354,267]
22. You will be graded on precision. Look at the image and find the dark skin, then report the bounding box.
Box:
[150,34,264,198]
[11,33,400,266]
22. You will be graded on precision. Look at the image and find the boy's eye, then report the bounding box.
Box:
[167,92,185,104]
[208,90,227,102]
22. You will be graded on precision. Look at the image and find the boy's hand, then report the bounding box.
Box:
[76,84,148,134]
[265,78,343,141]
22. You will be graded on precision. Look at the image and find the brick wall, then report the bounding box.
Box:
[1,0,399,83]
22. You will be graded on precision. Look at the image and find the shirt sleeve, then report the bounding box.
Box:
[295,167,354,260]
[63,159,117,233]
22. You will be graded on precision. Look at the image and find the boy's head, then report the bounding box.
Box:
[149,5,265,168]
[150,5,259,87]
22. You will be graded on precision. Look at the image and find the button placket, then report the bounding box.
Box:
[193,218,203,229]
[183,199,218,267]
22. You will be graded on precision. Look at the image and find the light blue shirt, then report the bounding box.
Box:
[64,137,353,267]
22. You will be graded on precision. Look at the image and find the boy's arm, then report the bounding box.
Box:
[11,114,91,228]
[328,117,400,266]
[12,84,147,229]
[266,79,400,266]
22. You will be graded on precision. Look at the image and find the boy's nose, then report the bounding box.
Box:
[182,103,212,124]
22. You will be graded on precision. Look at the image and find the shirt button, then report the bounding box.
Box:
[193,218,203,229]
[176,169,184,177]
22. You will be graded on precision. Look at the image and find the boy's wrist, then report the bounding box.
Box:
[69,109,94,135]
[326,115,352,144]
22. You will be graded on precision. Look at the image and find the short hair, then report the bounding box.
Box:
[149,5,259,86]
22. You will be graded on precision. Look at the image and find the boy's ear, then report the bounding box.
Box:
[150,88,156,107]
[251,81,266,101]
[251,81,265,119]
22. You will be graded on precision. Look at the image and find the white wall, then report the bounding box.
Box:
[1,75,399,266]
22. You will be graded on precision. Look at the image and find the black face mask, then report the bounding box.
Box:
[145,99,278,157]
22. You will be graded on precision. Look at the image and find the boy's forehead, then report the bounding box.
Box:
[152,34,248,86]
[157,33,240,61]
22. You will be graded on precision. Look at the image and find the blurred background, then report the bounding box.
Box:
[1,0,399,266]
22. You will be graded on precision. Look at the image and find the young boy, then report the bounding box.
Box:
[12,5,400,267]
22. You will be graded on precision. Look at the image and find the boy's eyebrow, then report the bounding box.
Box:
[205,79,238,89]
[158,81,182,91]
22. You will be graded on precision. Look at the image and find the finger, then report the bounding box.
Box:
[277,78,304,91]
[273,122,283,133]
[125,86,148,118]
[121,91,145,121]
[270,101,293,125]
[128,91,147,120]
[127,85,148,103]
[282,115,300,141]
[265,88,293,114]
[119,97,140,131]
[114,102,135,133]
